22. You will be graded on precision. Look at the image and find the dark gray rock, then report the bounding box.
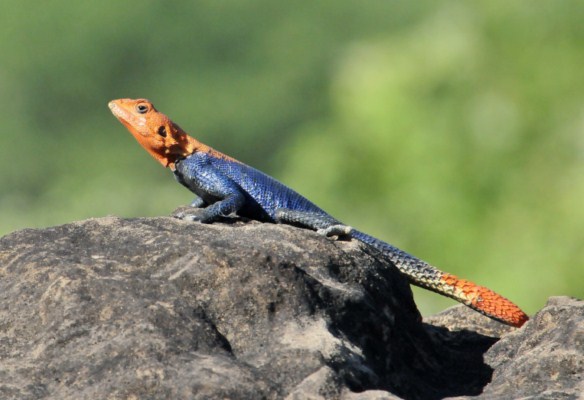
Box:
[425,297,584,400]
[478,297,583,399]
[0,217,581,399]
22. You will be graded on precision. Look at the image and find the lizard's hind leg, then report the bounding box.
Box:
[274,209,352,238]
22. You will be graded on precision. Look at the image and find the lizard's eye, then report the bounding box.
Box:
[136,104,149,114]
[157,126,167,137]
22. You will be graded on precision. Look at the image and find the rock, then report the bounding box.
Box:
[479,297,583,399]
[425,297,584,399]
[0,216,581,399]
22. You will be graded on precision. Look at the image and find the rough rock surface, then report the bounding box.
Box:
[0,216,581,400]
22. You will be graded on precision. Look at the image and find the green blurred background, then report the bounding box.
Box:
[1,1,582,316]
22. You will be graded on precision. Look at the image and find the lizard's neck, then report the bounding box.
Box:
[169,129,237,170]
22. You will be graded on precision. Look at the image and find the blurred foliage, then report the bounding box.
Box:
[0,1,582,315]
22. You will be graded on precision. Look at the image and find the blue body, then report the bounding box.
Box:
[174,152,330,221]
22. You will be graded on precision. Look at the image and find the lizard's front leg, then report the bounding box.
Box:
[174,162,246,223]
[274,209,352,238]
[177,192,244,223]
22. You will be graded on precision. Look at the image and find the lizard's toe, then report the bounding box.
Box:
[317,225,353,239]
[174,209,211,223]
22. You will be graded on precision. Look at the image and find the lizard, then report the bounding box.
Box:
[108,98,529,328]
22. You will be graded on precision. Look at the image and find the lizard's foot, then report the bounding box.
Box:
[317,224,353,239]
[173,209,213,223]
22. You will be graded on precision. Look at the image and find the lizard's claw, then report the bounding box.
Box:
[173,209,211,223]
[178,213,205,222]
[317,225,353,239]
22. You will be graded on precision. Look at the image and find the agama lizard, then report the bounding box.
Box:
[108,98,529,327]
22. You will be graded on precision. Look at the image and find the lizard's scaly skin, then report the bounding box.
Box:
[109,98,529,327]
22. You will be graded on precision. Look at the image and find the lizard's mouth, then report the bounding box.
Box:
[108,101,124,117]
[108,102,132,128]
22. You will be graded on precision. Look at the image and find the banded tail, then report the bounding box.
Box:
[352,231,528,327]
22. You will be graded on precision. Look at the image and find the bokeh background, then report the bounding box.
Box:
[1,1,582,316]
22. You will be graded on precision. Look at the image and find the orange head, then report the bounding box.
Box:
[108,98,196,169]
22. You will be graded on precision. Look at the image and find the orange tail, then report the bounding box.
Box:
[440,273,529,327]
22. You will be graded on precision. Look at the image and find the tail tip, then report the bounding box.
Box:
[441,273,529,327]
[473,287,529,328]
